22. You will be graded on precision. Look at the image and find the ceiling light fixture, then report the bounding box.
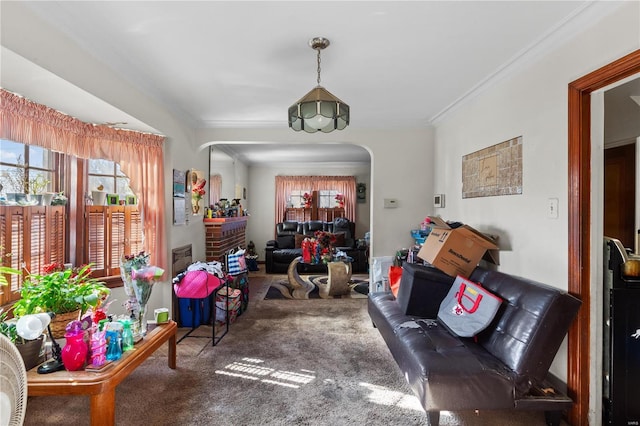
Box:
[288,37,349,133]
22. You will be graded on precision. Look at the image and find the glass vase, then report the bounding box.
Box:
[138,302,148,336]
[132,279,154,337]
[61,331,88,371]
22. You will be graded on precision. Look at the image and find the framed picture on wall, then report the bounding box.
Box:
[189,169,206,215]
[173,169,186,197]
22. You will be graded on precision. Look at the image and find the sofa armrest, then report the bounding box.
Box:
[266,240,278,249]
[265,245,275,273]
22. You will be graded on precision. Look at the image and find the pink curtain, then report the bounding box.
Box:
[0,89,167,271]
[274,175,356,224]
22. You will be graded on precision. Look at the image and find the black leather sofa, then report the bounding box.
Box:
[368,263,581,426]
[265,218,367,273]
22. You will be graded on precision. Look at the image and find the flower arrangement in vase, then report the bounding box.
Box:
[191,177,206,214]
[334,193,345,208]
[121,251,150,336]
[314,231,337,264]
[302,192,312,208]
[130,265,165,336]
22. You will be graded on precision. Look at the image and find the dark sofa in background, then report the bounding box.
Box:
[265,218,367,273]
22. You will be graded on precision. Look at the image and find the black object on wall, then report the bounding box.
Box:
[603,237,640,426]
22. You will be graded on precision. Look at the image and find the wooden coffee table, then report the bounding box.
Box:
[26,320,177,426]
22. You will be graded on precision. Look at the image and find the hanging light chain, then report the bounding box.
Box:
[316,48,322,86]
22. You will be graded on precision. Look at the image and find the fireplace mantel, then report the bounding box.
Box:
[204,217,248,262]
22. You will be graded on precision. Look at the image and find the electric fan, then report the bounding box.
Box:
[0,333,27,426]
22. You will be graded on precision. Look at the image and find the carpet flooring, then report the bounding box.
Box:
[22,271,567,425]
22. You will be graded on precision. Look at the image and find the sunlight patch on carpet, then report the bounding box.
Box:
[215,357,316,389]
[359,382,424,412]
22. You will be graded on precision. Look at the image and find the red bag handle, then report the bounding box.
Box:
[456,283,483,313]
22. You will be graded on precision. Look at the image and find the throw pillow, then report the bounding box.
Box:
[294,234,306,249]
[334,217,349,228]
[437,275,502,337]
[333,232,346,247]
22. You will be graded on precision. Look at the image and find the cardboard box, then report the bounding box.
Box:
[417,216,499,278]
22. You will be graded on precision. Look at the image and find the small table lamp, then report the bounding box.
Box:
[16,313,65,374]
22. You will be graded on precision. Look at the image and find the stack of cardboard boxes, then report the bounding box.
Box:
[417,216,499,278]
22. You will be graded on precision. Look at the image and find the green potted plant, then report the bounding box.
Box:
[12,263,110,338]
[1,266,46,370]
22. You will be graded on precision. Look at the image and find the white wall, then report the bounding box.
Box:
[431,2,640,420]
[196,127,435,261]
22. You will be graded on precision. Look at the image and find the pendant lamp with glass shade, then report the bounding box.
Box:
[288,37,349,133]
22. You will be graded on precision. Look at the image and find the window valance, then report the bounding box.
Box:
[0,89,167,270]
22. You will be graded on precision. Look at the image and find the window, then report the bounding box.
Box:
[0,139,144,304]
[0,140,56,196]
[88,159,132,196]
[318,190,339,208]
[1,88,166,295]
[275,176,356,225]
[288,189,311,208]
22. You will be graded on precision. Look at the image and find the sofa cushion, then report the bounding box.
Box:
[272,248,303,261]
[281,221,299,232]
[277,235,295,249]
[468,268,582,392]
[303,221,327,236]
[294,234,306,249]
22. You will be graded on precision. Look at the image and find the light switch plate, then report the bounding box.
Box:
[547,198,559,219]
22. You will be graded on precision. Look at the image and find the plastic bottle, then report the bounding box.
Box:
[90,328,107,367]
[120,319,134,351]
[105,322,123,361]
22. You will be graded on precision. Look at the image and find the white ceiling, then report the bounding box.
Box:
[2,1,637,164]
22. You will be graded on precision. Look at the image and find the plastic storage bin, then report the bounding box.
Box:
[179,297,211,328]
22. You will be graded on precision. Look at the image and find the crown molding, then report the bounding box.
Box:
[429,1,624,125]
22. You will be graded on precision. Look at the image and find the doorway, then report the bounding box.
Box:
[604,142,636,248]
[568,49,640,426]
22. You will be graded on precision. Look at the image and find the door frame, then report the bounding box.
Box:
[568,49,640,426]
